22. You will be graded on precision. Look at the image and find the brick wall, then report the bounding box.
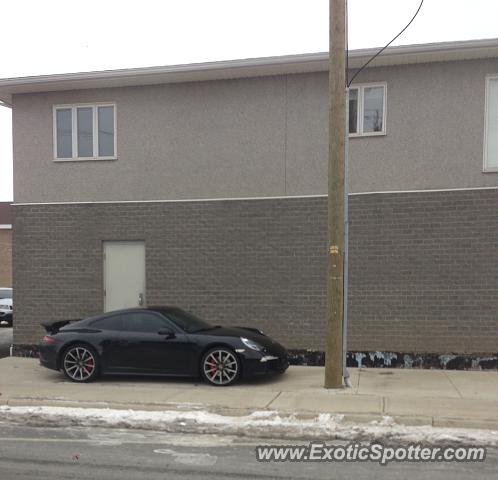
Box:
[348,190,498,354]
[0,229,12,287]
[13,189,498,353]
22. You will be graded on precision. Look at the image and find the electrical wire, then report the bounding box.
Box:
[345,0,349,83]
[347,0,424,87]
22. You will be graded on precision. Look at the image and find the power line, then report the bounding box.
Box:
[347,0,425,87]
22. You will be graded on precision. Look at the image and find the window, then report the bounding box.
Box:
[157,308,213,333]
[91,314,123,331]
[348,83,386,136]
[53,103,116,160]
[484,76,498,171]
[121,312,170,333]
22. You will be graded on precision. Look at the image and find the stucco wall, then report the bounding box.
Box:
[12,58,498,204]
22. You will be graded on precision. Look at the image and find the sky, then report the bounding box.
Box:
[2,0,498,201]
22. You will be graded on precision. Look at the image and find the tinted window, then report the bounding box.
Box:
[121,312,168,333]
[157,308,212,333]
[348,88,358,134]
[77,107,94,157]
[363,86,384,133]
[91,315,123,331]
[56,108,72,158]
[98,106,115,156]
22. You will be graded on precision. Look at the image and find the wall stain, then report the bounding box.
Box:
[287,349,498,370]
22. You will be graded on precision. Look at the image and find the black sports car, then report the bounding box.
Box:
[39,306,289,386]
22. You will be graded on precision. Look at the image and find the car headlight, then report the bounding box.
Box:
[240,337,263,351]
[0,305,9,310]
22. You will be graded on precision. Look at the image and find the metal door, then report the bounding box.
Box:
[103,241,145,312]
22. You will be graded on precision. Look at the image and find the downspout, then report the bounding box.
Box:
[343,86,352,388]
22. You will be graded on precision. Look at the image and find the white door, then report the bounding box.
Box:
[103,241,145,312]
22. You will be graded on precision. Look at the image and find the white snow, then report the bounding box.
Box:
[0,405,497,446]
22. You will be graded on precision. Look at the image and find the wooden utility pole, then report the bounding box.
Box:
[324,0,346,389]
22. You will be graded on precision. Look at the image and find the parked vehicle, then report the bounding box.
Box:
[0,288,13,327]
[39,306,289,386]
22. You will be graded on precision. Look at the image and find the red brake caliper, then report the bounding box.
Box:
[207,355,218,376]
[86,358,94,372]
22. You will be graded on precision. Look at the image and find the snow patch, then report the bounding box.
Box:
[153,448,217,466]
[0,405,496,446]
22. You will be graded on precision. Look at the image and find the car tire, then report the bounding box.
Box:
[61,343,100,383]
[201,347,241,386]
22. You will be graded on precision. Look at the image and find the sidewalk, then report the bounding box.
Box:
[1,357,497,432]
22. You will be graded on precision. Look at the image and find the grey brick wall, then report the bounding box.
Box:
[12,189,498,354]
[348,189,498,354]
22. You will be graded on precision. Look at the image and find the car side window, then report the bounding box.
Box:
[121,312,169,333]
[91,315,123,331]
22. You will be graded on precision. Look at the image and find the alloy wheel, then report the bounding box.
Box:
[203,349,239,385]
[63,346,96,381]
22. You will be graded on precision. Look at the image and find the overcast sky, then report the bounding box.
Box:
[2,0,498,201]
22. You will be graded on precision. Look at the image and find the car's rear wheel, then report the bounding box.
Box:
[61,343,100,382]
[201,347,240,386]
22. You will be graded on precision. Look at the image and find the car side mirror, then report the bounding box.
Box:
[158,328,175,339]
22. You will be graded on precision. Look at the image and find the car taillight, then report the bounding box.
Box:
[42,335,56,345]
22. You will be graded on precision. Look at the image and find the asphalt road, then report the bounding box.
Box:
[0,425,496,480]
[0,327,12,359]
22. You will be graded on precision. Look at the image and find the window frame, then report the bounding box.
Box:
[52,102,117,161]
[348,82,387,138]
[484,74,498,173]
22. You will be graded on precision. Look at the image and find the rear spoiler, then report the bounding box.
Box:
[41,319,81,334]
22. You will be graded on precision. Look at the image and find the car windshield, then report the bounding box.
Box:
[160,308,213,333]
[0,289,12,299]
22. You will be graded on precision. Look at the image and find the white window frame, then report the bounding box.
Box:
[348,82,387,137]
[483,74,498,172]
[53,103,117,161]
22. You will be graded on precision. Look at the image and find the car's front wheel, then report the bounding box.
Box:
[201,347,240,386]
[61,343,100,382]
